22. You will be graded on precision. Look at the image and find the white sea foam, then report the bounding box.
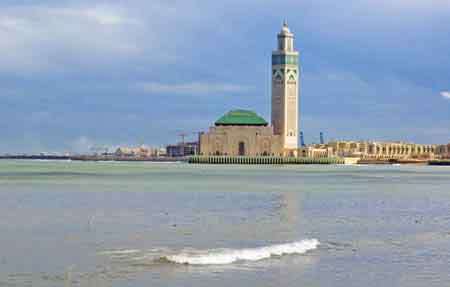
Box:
[99,249,141,255]
[165,239,319,265]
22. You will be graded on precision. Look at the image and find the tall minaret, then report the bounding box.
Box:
[271,20,299,152]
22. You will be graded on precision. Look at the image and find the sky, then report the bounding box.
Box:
[1,0,449,153]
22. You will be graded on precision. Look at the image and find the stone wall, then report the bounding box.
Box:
[199,126,283,157]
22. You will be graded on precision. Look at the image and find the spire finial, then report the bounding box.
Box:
[280,19,291,34]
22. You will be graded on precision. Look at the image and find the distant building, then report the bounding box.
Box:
[166,142,199,157]
[156,148,167,157]
[325,141,437,159]
[436,143,450,159]
[115,145,162,158]
[298,144,333,158]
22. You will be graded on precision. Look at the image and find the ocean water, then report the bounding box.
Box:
[0,160,450,287]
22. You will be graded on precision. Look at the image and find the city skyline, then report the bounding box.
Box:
[1,0,449,153]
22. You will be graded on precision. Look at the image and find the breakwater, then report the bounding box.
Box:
[428,160,450,166]
[188,156,344,165]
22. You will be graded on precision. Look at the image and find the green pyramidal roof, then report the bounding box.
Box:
[215,110,268,126]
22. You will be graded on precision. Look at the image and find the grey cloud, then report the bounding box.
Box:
[0,3,176,72]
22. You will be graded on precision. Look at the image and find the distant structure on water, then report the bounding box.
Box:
[199,21,300,157]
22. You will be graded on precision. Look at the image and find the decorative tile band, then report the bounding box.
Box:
[272,54,299,65]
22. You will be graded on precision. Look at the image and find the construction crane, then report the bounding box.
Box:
[178,132,188,157]
[171,130,204,156]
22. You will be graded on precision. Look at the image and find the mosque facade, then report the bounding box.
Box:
[199,22,299,157]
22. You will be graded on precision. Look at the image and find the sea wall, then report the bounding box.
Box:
[188,156,344,165]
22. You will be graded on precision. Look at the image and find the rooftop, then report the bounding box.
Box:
[215,110,268,126]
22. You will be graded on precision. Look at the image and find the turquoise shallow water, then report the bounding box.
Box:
[0,160,450,286]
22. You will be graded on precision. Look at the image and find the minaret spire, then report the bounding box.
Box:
[272,21,299,154]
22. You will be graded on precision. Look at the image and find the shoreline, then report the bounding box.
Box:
[0,155,188,162]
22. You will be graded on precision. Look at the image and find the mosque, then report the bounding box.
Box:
[199,21,300,157]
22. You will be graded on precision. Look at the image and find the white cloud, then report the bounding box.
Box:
[0,4,142,72]
[441,91,450,100]
[0,16,28,31]
[44,6,138,26]
[70,136,95,153]
[78,7,129,26]
[140,82,255,94]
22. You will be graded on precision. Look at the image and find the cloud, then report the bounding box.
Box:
[0,0,449,151]
[70,7,131,26]
[0,1,237,74]
[300,68,449,143]
[441,91,450,100]
[140,82,255,94]
[0,4,142,72]
[69,136,95,153]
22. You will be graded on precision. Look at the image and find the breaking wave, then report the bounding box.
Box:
[164,239,319,265]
